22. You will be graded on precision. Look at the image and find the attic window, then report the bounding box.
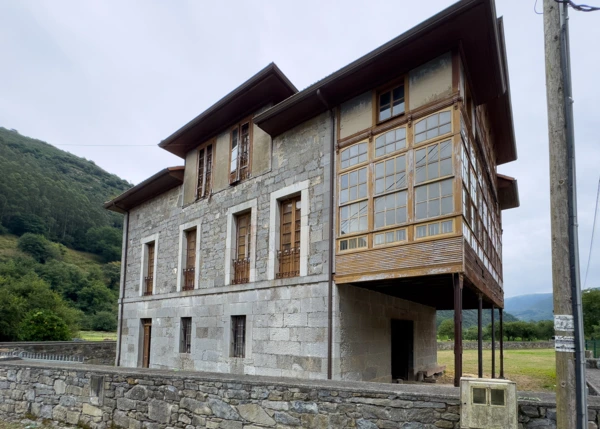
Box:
[378,84,405,122]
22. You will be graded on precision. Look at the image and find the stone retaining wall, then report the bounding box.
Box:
[0,341,116,366]
[437,341,554,351]
[1,361,600,428]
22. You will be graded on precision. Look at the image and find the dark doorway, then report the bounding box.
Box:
[142,319,152,368]
[391,319,414,381]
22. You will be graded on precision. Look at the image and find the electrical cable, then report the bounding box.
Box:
[583,176,600,289]
[555,0,600,12]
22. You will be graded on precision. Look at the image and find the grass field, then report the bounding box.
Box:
[437,349,556,391]
[78,331,117,341]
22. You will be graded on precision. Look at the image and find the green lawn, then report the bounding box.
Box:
[437,349,556,391]
[78,331,117,341]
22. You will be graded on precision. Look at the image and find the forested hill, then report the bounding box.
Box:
[0,127,131,257]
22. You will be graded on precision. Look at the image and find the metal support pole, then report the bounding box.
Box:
[491,305,496,379]
[478,294,483,378]
[499,308,504,379]
[453,273,463,387]
[544,1,587,427]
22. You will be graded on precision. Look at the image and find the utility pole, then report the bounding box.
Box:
[543,1,587,428]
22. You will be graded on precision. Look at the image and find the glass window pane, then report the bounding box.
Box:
[393,86,404,101]
[397,155,406,172]
[427,114,439,128]
[397,229,406,241]
[416,225,427,238]
[376,162,384,178]
[416,186,427,202]
[439,123,451,135]
[376,136,384,148]
[440,141,452,158]
[472,388,486,405]
[357,237,367,248]
[386,210,395,226]
[416,202,426,220]
[358,167,367,183]
[416,167,426,184]
[416,149,426,167]
[386,232,394,243]
[380,91,390,106]
[426,129,438,140]
[379,107,391,121]
[429,223,439,236]
[349,238,357,249]
[429,182,440,199]
[341,149,349,161]
[340,190,348,204]
[349,186,357,201]
[349,170,358,186]
[396,173,406,189]
[415,132,425,144]
[386,194,395,207]
[374,234,384,245]
[358,153,367,163]
[385,176,395,191]
[396,128,406,142]
[441,196,453,214]
[440,158,452,177]
[359,143,367,154]
[349,218,357,232]
[375,196,385,211]
[375,179,384,194]
[341,174,348,190]
[428,201,440,217]
[358,184,367,199]
[428,161,439,180]
[441,179,453,196]
[396,208,406,224]
[359,216,368,231]
[440,110,451,125]
[427,144,439,161]
[341,160,349,169]
[375,212,384,228]
[349,145,358,157]
[415,119,426,134]
[340,240,348,251]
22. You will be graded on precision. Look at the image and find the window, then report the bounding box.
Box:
[180,318,192,354]
[415,140,452,184]
[414,111,451,144]
[232,213,251,284]
[339,236,367,251]
[415,179,454,220]
[374,228,407,246]
[340,201,368,235]
[375,154,406,195]
[374,191,407,229]
[197,144,213,199]
[375,127,406,157]
[144,242,155,296]
[231,315,246,358]
[183,229,196,291]
[378,84,405,122]
[340,142,368,170]
[339,167,367,204]
[230,122,251,184]
[415,219,454,239]
[277,196,301,278]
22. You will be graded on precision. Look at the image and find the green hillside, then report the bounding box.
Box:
[0,127,130,253]
[437,309,519,329]
[0,127,131,341]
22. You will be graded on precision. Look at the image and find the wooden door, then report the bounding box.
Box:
[142,319,152,368]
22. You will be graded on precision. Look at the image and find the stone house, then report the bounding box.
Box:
[105,0,519,385]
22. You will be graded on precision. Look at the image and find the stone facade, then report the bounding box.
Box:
[118,102,440,381]
[1,361,600,429]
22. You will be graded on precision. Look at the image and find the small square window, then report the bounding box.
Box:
[472,387,487,405]
[490,389,505,406]
[180,318,192,354]
[231,316,246,358]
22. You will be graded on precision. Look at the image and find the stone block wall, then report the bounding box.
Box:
[2,361,600,429]
[0,342,116,366]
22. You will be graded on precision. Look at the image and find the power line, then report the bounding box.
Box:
[583,176,600,289]
[555,0,600,12]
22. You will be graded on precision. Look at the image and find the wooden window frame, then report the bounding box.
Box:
[231,315,246,358]
[375,76,408,125]
[374,125,407,159]
[196,142,214,200]
[232,212,251,285]
[183,228,197,291]
[414,218,455,240]
[339,141,369,172]
[414,178,455,221]
[180,317,192,354]
[413,110,453,146]
[338,235,368,253]
[144,242,155,296]
[277,195,301,279]
[229,118,253,185]
[373,227,408,247]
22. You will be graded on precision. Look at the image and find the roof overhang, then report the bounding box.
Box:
[255,0,516,165]
[104,166,184,214]
[497,173,520,210]
[159,63,297,158]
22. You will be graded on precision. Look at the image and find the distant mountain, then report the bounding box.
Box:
[437,309,518,329]
[504,293,553,322]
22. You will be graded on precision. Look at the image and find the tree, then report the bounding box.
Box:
[17,233,58,263]
[88,311,118,332]
[438,319,454,339]
[582,289,600,338]
[7,213,47,236]
[84,226,122,262]
[19,310,72,341]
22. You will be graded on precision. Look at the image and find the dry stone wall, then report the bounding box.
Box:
[2,361,600,429]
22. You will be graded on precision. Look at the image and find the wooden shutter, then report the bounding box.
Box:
[197,144,213,198]
[230,128,239,184]
[233,213,250,284]
[239,123,250,180]
[183,229,196,290]
[277,196,301,278]
[145,243,155,295]
[205,144,213,196]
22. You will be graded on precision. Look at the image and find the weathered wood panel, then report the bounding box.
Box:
[336,236,462,281]
[464,238,503,307]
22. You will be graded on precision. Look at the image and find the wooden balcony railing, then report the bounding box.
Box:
[182,268,195,291]
[143,276,153,296]
[232,258,250,285]
[276,248,300,279]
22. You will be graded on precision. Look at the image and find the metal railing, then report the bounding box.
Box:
[586,339,600,358]
[232,258,250,285]
[183,268,195,291]
[276,248,300,279]
[143,276,153,296]
[0,351,84,363]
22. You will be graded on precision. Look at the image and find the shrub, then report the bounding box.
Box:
[17,233,58,263]
[19,310,72,341]
[88,311,117,332]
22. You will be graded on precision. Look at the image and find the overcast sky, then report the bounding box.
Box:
[0,0,598,298]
